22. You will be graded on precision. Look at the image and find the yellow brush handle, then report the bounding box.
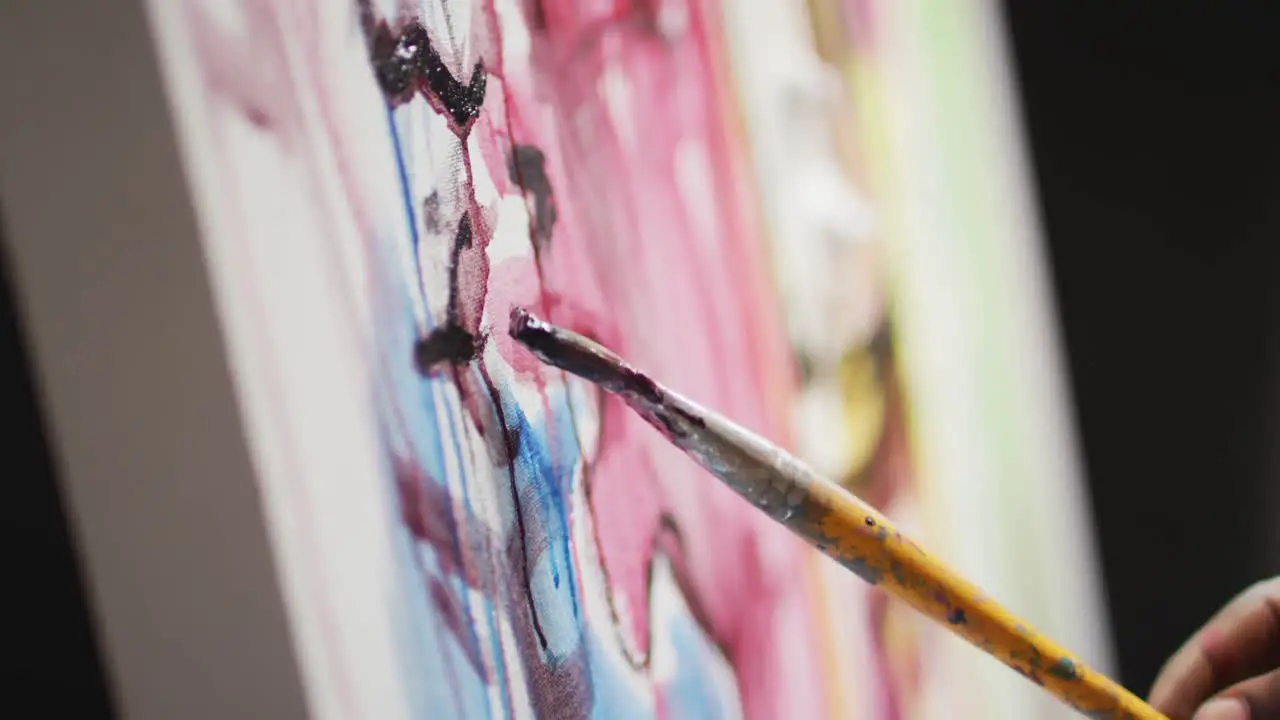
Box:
[795,478,1165,720]
[508,309,1166,719]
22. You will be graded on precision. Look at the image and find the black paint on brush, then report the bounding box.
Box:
[509,307,660,404]
[509,308,712,446]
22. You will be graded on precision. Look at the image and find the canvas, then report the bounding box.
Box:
[0,0,1109,717]
[140,0,830,716]
[770,1,1117,716]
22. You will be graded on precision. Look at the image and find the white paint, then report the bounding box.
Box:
[568,460,656,710]
[493,0,532,61]
[601,60,638,157]
[674,138,719,257]
[719,0,877,390]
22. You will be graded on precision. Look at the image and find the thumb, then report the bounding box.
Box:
[1192,698,1247,720]
[1197,666,1280,720]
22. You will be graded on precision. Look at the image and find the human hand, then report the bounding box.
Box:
[1149,578,1280,719]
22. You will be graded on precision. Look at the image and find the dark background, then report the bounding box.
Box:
[1004,1,1280,694]
[0,235,115,715]
[4,3,1280,716]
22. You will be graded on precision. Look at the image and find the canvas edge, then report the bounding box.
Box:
[0,2,311,718]
[977,0,1119,682]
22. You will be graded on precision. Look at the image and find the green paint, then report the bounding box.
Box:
[911,0,1056,634]
[1050,657,1081,682]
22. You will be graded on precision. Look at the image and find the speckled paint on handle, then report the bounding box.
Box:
[641,389,1167,720]
[511,308,1165,720]
[795,478,1162,720]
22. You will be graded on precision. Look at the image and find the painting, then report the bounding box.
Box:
[135,0,1113,717]
[722,0,929,715]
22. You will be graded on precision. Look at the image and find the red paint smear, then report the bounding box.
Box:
[487,256,549,381]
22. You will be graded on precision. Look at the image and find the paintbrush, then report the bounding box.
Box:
[509,307,1164,720]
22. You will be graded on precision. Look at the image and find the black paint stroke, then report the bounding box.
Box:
[370,20,486,129]
[422,191,443,235]
[447,213,474,325]
[509,145,558,248]
[415,323,477,372]
[477,365,551,651]
[413,216,481,374]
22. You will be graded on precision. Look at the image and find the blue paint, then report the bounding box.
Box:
[500,388,585,633]
[510,391,585,618]
[586,634,654,720]
[663,607,740,719]
[382,107,506,718]
[646,557,742,720]
[387,106,427,305]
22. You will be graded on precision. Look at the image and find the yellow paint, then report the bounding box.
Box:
[797,479,1165,720]
[803,552,853,720]
[835,345,887,483]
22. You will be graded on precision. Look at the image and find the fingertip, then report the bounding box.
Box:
[1193,697,1249,720]
[1148,639,1217,717]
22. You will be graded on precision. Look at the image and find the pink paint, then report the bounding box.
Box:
[488,257,552,381]
[492,1,828,716]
